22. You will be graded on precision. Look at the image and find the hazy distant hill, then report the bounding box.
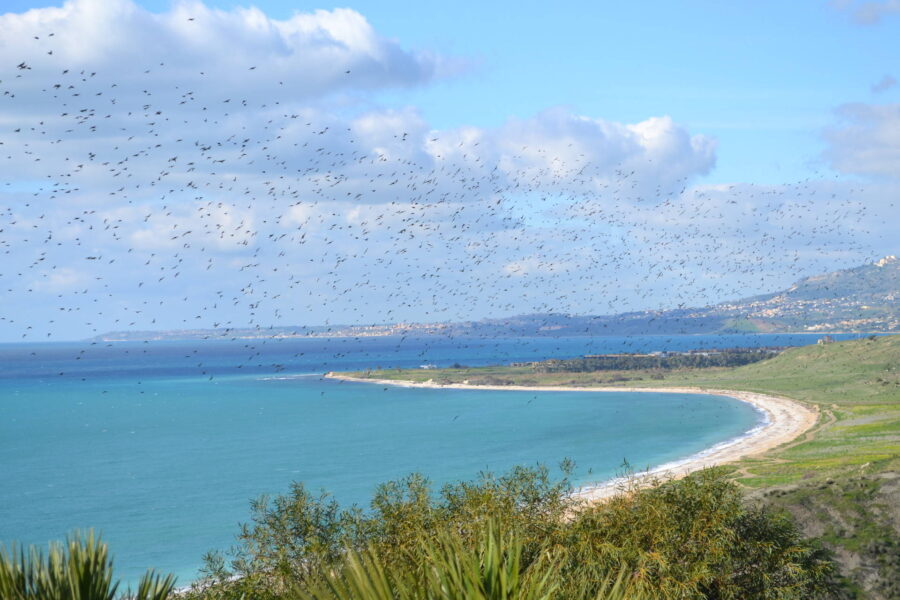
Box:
[710,254,900,333]
[93,256,899,341]
[420,255,900,337]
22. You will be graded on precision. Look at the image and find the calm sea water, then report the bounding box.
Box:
[0,333,863,585]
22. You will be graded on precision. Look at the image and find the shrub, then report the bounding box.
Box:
[0,530,175,600]
[296,522,579,600]
[189,466,837,600]
[562,469,835,598]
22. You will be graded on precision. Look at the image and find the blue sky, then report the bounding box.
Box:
[0,0,898,340]
[70,2,900,176]
[358,0,898,184]
[7,0,899,183]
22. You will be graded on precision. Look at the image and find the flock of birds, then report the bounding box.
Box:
[0,16,881,375]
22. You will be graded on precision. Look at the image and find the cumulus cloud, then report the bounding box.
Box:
[0,1,716,205]
[0,0,451,102]
[0,1,893,341]
[824,103,900,178]
[491,110,716,199]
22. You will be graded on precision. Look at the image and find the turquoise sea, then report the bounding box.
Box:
[0,333,863,585]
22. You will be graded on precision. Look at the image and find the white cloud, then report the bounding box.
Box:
[824,103,900,178]
[31,267,88,292]
[0,0,450,100]
[1,1,893,341]
[492,110,716,198]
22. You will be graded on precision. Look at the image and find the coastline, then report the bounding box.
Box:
[325,373,819,502]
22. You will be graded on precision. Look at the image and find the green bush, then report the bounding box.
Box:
[0,530,175,600]
[297,522,577,600]
[188,466,838,600]
[563,471,835,598]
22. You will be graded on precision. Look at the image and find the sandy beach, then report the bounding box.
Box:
[326,373,819,501]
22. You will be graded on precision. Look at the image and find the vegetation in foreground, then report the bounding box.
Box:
[179,466,836,600]
[344,335,900,598]
[0,531,174,600]
[0,470,848,599]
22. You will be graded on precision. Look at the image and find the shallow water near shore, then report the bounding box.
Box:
[0,333,860,585]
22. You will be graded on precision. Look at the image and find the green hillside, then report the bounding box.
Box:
[758,256,900,303]
[659,335,899,484]
[345,336,900,598]
[671,336,899,599]
[350,336,900,486]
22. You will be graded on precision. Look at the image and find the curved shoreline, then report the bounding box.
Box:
[325,373,819,501]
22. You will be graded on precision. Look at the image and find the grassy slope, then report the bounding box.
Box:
[347,335,900,487]
[345,335,900,598]
[645,335,900,487]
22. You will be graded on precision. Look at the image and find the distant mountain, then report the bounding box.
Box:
[92,256,899,341]
[710,254,900,333]
[446,255,899,337]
